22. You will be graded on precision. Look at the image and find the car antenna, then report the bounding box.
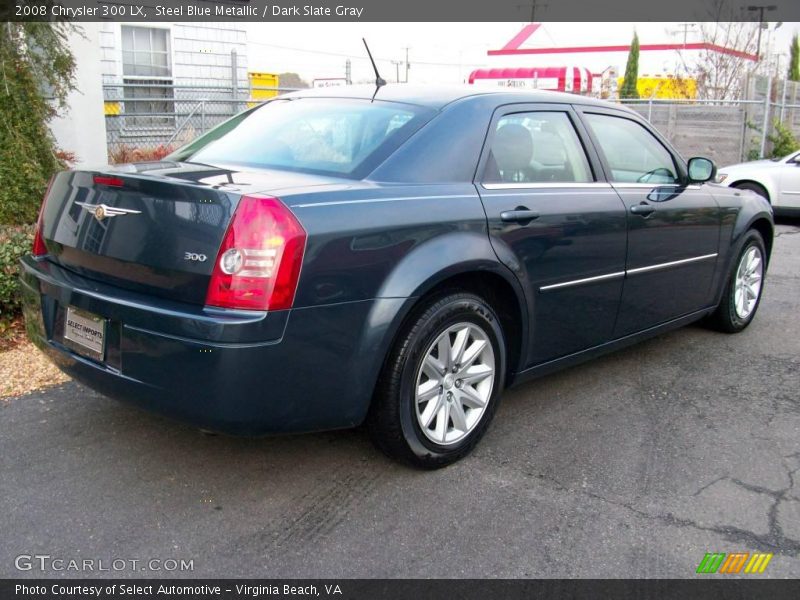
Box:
[362,38,386,102]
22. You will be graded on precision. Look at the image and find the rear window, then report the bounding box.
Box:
[169,98,432,178]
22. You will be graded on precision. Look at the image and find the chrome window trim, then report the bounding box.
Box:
[290,194,475,209]
[481,182,613,190]
[612,183,703,190]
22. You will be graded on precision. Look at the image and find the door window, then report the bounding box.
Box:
[583,113,679,184]
[483,112,593,184]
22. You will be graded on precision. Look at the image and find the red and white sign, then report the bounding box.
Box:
[468,67,593,95]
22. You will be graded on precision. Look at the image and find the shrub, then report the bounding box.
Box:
[108,144,175,164]
[768,120,800,158]
[0,225,34,325]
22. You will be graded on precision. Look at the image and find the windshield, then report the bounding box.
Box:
[168,98,432,178]
[772,151,800,163]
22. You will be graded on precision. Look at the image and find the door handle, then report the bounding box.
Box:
[630,202,656,217]
[500,207,540,225]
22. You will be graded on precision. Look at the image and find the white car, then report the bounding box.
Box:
[716,150,800,216]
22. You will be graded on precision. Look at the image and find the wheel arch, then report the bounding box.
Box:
[730,179,773,203]
[748,217,774,261]
[711,206,774,309]
[350,232,530,425]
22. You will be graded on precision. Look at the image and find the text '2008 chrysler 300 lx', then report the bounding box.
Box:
[21,85,773,467]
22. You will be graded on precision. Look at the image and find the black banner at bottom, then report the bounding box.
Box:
[3,579,800,600]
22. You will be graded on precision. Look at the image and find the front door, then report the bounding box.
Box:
[778,151,800,208]
[579,109,721,337]
[476,105,628,367]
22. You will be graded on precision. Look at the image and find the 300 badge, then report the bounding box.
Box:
[184,252,208,262]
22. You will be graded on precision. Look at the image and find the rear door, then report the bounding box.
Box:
[577,108,721,337]
[476,104,628,367]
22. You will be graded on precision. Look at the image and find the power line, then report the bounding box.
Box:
[248,39,487,68]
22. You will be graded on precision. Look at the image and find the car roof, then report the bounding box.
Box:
[281,83,633,113]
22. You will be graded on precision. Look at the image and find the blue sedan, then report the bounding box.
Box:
[21,85,773,467]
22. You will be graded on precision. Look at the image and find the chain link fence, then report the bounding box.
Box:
[103,82,298,163]
[104,77,800,167]
[620,77,800,166]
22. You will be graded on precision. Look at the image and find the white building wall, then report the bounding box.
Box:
[49,23,109,168]
[99,22,247,87]
[171,24,248,88]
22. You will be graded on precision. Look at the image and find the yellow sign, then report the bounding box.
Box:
[103,101,121,116]
[248,72,280,108]
[617,77,697,100]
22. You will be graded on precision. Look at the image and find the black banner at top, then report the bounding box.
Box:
[3,0,800,22]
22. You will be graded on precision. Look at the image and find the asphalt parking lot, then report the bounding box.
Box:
[1,221,799,579]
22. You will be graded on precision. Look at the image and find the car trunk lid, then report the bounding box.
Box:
[37,163,340,305]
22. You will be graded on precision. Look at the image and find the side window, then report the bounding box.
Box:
[483,112,593,184]
[583,113,679,184]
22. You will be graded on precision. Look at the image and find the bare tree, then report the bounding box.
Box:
[677,0,759,100]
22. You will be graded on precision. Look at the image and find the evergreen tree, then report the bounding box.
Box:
[620,33,641,99]
[789,34,800,82]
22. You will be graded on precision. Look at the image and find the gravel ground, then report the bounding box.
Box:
[0,339,70,400]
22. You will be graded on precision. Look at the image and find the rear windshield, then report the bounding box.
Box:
[168,98,432,178]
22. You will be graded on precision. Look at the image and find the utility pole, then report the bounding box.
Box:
[747,4,777,60]
[516,0,548,23]
[672,22,697,47]
[403,47,410,83]
[669,23,697,76]
[231,49,238,114]
[391,60,402,83]
[345,59,351,85]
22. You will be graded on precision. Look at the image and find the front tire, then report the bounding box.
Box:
[708,230,766,333]
[367,292,506,468]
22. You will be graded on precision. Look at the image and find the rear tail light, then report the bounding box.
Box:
[93,175,124,187]
[205,195,306,311]
[32,176,54,257]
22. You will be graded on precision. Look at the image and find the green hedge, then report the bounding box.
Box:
[0,225,34,325]
[1,24,73,226]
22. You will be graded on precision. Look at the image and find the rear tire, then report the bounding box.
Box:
[733,181,769,203]
[708,230,766,333]
[367,292,506,469]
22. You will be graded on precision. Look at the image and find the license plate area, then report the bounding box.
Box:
[62,306,107,362]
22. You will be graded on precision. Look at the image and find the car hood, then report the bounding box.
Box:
[719,159,781,172]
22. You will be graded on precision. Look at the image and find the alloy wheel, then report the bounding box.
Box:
[734,245,763,319]
[414,322,495,446]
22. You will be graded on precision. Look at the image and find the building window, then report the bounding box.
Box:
[121,26,173,129]
[121,26,170,77]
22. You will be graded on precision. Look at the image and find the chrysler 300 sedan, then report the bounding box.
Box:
[21,85,773,467]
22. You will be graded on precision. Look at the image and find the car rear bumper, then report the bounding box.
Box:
[20,256,396,435]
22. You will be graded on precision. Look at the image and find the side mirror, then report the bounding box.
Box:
[687,157,716,183]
